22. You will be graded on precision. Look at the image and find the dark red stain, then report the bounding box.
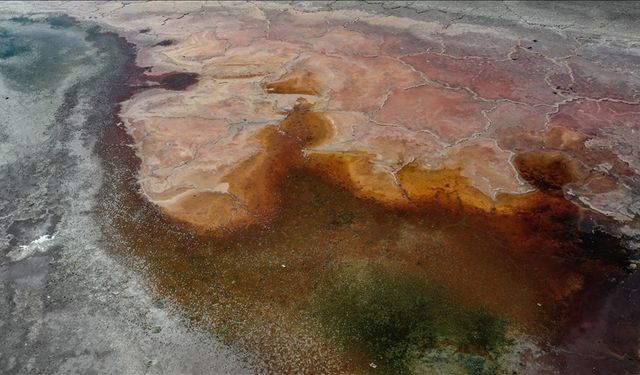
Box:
[145,72,200,91]
[153,39,175,47]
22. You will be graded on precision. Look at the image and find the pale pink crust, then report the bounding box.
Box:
[443,138,532,199]
[309,27,382,56]
[549,57,640,102]
[159,30,228,66]
[374,85,491,143]
[551,99,640,136]
[317,111,444,168]
[486,102,550,152]
[267,10,329,44]
[283,53,424,113]
[440,30,517,59]
[26,2,638,230]
[380,33,443,56]
[402,49,566,104]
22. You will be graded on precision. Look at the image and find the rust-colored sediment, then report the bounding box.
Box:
[515,151,581,191]
[105,89,623,373]
[279,99,334,147]
[264,71,320,96]
[76,4,639,373]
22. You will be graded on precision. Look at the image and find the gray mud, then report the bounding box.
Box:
[0,16,250,375]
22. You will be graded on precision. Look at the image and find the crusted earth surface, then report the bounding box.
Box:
[2,2,640,374]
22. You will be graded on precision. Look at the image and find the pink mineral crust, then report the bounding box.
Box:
[374,85,491,143]
[549,56,640,102]
[283,53,424,113]
[402,49,567,105]
[309,27,382,56]
[30,2,639,232]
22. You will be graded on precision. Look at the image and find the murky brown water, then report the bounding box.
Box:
[94,78,633,374]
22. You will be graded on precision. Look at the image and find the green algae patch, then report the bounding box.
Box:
[312,262,510,374]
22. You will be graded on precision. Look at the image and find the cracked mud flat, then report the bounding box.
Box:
[1,1,640,374]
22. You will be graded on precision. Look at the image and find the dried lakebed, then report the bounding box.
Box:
[2,2,640,375]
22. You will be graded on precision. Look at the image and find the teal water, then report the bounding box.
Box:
[0,16,97,92]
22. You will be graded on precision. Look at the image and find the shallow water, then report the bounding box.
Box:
[99,114,637,373]
[0,16,250,374]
